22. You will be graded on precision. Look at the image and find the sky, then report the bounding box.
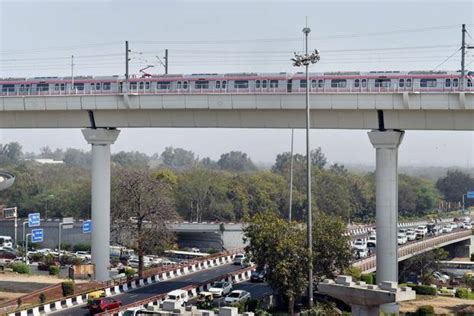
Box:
[0,0,474,166]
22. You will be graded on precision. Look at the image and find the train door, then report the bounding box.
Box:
[287,79,292,93]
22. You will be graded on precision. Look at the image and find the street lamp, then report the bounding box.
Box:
[291,26,320,309]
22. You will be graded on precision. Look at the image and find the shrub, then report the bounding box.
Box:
[61,281,74,297]
[247,299,260,312]
[124,268,136,279]
[49,265,60,276]
[455,288,470,299]
[207,248,219,254]
[73,243,91,252]
[39,293,46,304]
[29,252,45,262]
[12,262,31,274]
[60,255,82,266]
[346,266,361,280]
[60,243,72,251]
[360,273,374,285]
[415,305,435,315]
[407,283,437,296]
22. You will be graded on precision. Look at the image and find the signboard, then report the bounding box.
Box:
[3,207,17,219]
[31,228,43,243]
[82,220,92,234]
[28,213,40,227]
[62,217,74,229]
[467,191,474,199]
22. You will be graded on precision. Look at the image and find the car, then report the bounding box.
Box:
[233,254,246,265]
[75,251,91,262]
[464,222,473,229]
[87,290,105,307]
[367,235,376,248]
[415,225,428,239]
[352,239,367,251]
[442,225,453,233]
[450,222,458,230]
[406,230,416,241]
[397,233,407,245]
[224,290,251,305]
[250,269,266,282]
[432,226,442,236]
[208,281,232,297]
[353,248,368,259]
[88,297,122,314]
[123,307,158,316]
[165,289,188,306]
[432,271,450,283]
[0,249,16,264]
[458,222,465,229]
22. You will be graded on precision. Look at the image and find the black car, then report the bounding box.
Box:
[250,269,265,282]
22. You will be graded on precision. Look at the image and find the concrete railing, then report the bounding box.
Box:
[353,230,472,272]
[96,266,255,316]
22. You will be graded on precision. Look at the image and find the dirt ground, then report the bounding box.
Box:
[400,295,474,315]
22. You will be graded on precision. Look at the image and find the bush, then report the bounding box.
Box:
[124,268,136,279]
[49,265,60,276]
[455,288,470,299]
[39,293,46,304]
[12,262,31,274]
[247,299,260,312]
[73,243,91,252]
[29,252,45,262]
[60,255,82,266]
[346,266,361,280]
[360,273,374,285]
[207,248,219,254]
[415,305,435,315]
[407,283,437,296]
[61,281,74,297]
[60,243,72,251]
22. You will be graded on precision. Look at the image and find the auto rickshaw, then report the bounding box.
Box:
[196,291,214,310]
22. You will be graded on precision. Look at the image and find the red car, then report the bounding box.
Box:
[88,298,122,314]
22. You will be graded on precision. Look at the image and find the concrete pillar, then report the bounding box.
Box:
[82,128,120,281]
[368,130,404,314]
[352,305,379,316]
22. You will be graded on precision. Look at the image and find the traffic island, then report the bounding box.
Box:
[317,276,416,316]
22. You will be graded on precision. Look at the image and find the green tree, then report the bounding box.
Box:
[246,172,288,216]
[400,248,448,284]
[244,211,310,315]
[217,151,257,172]
[436,170,474,206]
[161,147,197,170]
[0,142,23,164]
[313,169,352,220]
[112,151,150,168]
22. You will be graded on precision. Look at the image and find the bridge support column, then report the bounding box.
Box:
[368,129,404,314]
[82,128,120,282]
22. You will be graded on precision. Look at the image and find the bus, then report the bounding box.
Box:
[110,246,135,259]
[164,250,209,262]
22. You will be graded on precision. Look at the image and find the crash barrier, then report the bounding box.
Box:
[7,248,244,316]
[353,229,472,272]
[96,266,255,316]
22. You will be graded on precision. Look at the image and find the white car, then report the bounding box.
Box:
[367,235,376,248]
[352,239,367,251]
[224,290,251,305]
[208,281,232,297]
[74,251,91,261]
[397,233,407,245]
[233,254,246,266]
[165,289,188,306]
[406,230,416,241]
[442,225,453,233]
[354,248,368,259]
[450,222,458,230]
[415,225,428,238]
[432,271,450,283]
[464,222,473,229]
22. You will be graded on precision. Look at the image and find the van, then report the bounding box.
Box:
[165,289,188,306]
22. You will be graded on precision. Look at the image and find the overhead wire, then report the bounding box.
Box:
[432,48,461,70]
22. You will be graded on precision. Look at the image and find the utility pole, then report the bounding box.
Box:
[461,24,466,90]
[71,55,74,91]
[164,49,168,74]
[289,128,294,221]
[125,40,130,81]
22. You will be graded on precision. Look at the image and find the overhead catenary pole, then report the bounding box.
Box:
[461,24,466,90]
[164,49,168,74]
[71,55,74,91]
[125,41,130,92]
[289,128,294,221]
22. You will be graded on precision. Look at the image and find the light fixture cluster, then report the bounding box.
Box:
[291,49,321,67]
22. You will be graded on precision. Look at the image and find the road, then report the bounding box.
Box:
[52,263,244,315]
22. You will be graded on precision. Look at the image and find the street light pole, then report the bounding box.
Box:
[289,128,294,222]
[291,26,320,309]
[462,194,466,213]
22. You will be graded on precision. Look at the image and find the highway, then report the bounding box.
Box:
[52,263,245,316]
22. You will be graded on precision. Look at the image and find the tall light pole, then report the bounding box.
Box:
[289,128,294,222]
[291,27,320,308]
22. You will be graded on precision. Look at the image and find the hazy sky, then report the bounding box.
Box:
[0,0,473,166]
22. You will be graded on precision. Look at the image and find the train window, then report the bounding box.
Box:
[318,80,324,88]
[19,85,25,92]
[183,81,188,89]
[399,79,404,87]
[269,80,278,88]
[177,81,182,89]
[445,79,451,87]
[103,83,111,90]
[331,79,347,88]
[453,79,459,87]
[130,82,137,90]
[311,80,317,88]
[262,80,267,88]
[36,83,49,92]
[354,79,360,88]
[420,79,437,87]
[90,84,95,90]
[145,82,150,89]
[406,79,412,87]
[256,80,260,88]
[300,80,307,88]
[60,83,65,90]
[234,80,249,89]
[54,84,60,91]
[139,82,144,89]
[96,83,101,90]
[216,81,220,89]
[73,83,84,91]
[375,78,391,88]
[1,84,15,92]
[468,79,472,87]
[195,80,209,89]
[361,79,367,87]
[222,81,226,89]
[157,81,171,89]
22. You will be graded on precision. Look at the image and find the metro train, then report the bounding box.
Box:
[0,70,472,95]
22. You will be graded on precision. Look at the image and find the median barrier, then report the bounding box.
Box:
[7,248,244,316]
[96,266,255,316]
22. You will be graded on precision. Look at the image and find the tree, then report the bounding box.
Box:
[217,151,257,172]
[160,147,197,170]
[112,151,149,168]
[310,147,327,169]
[111,168,177,277]
[313,169,352,220]
[399,175,439,217]
[400,248,448,284]
[436,170,474,206]
[246,172,288,216]
[244,211,310,315]
[312,211,352,281]
[0,142,23,165]
[63,148,91,168]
